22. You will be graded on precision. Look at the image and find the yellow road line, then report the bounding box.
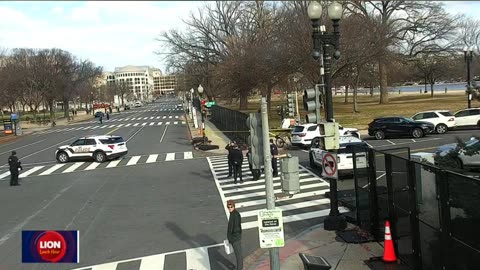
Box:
[106,127,120,135]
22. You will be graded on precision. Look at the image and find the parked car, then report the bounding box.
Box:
[309,136,370,175]
[435,137,480,169]
[411,110,455,134]
[291,123,360,148]
[94,111,104,118]
[368,116,434,140]
[453,108,480,128]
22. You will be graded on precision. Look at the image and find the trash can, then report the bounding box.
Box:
[3,122,13,135]
[299,253,331,270]
[280,156,300,195]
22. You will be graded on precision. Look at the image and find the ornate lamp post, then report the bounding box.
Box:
[308,0,347,231]
[464,46,474,108]
[198,84,206,144]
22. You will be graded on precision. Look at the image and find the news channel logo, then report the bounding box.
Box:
[22,230,79,263]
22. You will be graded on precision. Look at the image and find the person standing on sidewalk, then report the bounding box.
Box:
[8,151,22,186]
[225,141,235,178]
[227,200,243,270]
[270,139,279,177]
[231,144,243,184]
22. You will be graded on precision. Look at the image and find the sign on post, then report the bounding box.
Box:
[258,209,285,248]
[321,152,338,179]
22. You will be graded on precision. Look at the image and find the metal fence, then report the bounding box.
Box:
[343,145,480,270]
[209,105,249,145]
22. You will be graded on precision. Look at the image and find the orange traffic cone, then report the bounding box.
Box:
[383,220,397,263]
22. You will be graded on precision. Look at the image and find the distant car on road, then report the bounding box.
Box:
[411,110,455,134]
[55,135,128,163]
[453,108,480,128]
[134,101,143,107]
[368,116,434,140]
[435,137,480,169]
[291,123,360,148]
[309,136,370,175]
[94,112,104,118]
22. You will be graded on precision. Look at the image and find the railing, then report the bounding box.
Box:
[209,105,249,146]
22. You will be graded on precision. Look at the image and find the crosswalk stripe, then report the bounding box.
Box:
[85,162,101,170]
[241,198,330,218]
[157,122,163,125]
[126,156,141,166]
[222,176,319,192]
[146,154,158,163]
[175,115,179,118]
[134,123,139,126]
[182,121,186,124]
[162,116,166,119]
[90,126,99,129]
[165,153,175,161]
[184,152,193,159]
[226,182,327,201]
[143,117,148,120]
[141,122,147,126]
[138,253,165,270]
[150,117,154,119]
[166,121,170,125]
[0,171,11,180]
[174,121,178,124]
[39,164,66,175]
[106,160,121,168]
[169,116,172,119]
[117,124,124,127]
[186,246,211,270]
[63,162,84,173]
[19,166,45,178]
[156,116,160,119]
[125,123,132,127]
[149,122,155,126]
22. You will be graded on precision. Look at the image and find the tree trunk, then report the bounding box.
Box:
[63,97,70,118]
[353,71,361,113]
[379,60,389,104]
[49,100,55,121]
[344,85,349,103]
[266,85,273,114]
[430,83,434,97]
[239,92,248,110]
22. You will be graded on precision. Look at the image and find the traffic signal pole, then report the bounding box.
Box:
[260,97,280,270]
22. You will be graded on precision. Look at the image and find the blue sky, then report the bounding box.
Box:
[0,1,479,74]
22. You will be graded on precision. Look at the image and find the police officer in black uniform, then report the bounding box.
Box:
[8,151,22,186]
[231,144,244,184]
[270,139,279,177]
[225,141,235,177]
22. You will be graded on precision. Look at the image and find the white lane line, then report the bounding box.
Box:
[165,153,175,161]
[411,139,416,142]
[106,160,121,168]
[146,154,158,163]
[386,140,396,145]
[62,162,84,173]
[186,246,211,270]
[19,166,45,178]
[0,171,11,180]
[85,162,101,171]
[184,152,193,159]
[126,156,141,166]
[160,125,169,143]
[39,164,66,175]
[0,139,47,155]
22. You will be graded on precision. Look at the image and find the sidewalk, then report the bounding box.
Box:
[183,108,386,269]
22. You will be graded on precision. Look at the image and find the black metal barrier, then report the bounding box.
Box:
[209,105,249,145]
[345,145,480,270]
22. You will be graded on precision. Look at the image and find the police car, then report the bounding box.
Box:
[309,136,369,175]
[55,135,128,163]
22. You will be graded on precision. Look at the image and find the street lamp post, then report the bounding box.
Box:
[464,46,474,108]
[198,84,206,144]
[308,0,347,231]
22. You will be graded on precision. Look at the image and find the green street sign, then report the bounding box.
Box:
[206,101,216,108]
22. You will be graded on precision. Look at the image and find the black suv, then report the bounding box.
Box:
[368,117,434,140]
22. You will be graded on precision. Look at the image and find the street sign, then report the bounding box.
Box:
[206,101,216,108]
[258,209,285,248]
[321,152,338,179]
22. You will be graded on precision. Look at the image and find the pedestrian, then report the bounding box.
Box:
[225,141,235,178]
[106,112,110,120]
[246,147,260,181]
[109,107,112,114]
[270,139,279,177]
[99,115,103,124]
[117,106,120,113]
[226,200,243,270]
[231,144,243,184]
[8,151,22,186]
[104,107,107,113]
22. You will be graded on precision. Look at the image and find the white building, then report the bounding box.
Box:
[105,65,156,102]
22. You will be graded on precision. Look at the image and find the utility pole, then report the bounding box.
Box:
[260,97,280,270]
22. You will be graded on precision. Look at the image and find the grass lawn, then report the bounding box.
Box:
[217,92,472,131]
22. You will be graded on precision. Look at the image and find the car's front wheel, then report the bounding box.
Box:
[94,151,107,163]
[435,124,448,134]
[374,130,385,140]
[412,128,424,138]
[56,152,69,163]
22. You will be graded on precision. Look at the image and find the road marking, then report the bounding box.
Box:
[411,139,416,142]
[227,182,328,201]
[165,153,175,161]
[141,122,147,126]
[143,117,148,120]
[106,160,121,168]
[184,151,193,159]
[63,162,84,173]
[19,166,45,178]
[174,121,178,124]
[0,139,47,155]
[166,121,170,125]
[85,162,101,170]
[386,140,395,145]
[146,154,158,163]
[138,254,165,270]
[125,123,132,127]
[116,123,124,128]
[39,164,66,175]
[106,127,120,135]
[149,122,155,126]
[169,116,172,119]
[157,122,163,125]
[126,156,141,166]
[186,246,211,270]
[160,125,169,143]
[149,116,154,119]
[133,123,139,126]
[182,121,186,124]
[156,116,160,119]
[0,171,11,180]
[162,116,166,119]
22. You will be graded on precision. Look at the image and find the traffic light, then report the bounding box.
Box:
[319,122,340,150]
[287,94,295,117]
[246,113,264,169]
[303,85,321,123]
